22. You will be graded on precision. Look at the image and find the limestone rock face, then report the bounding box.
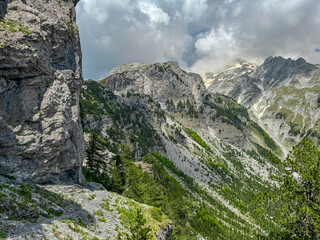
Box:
[206,59,259,106]
[0,0,84,183]
[99,61,264,150]
[101,61,206,107]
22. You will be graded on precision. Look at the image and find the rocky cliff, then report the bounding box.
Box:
[0,0,84,183]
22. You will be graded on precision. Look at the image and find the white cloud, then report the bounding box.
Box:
[81,0,108,24]
[96,35,112,50]
[76,0,320,80]
[195,27,237,56]
[182,0,207,22]
[139,2,170,26]
[192,27,240,73]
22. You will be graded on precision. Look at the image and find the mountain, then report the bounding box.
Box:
[206,56,320,153]
[0,1,173,240]
[76,61,284,239]
[0,0,84,183]
[100,61,281,154]
[1,1,315,238]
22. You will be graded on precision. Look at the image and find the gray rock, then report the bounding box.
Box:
[156,223,173,240]
[101,61,206,107]
[254,56,316,89]
[0,0,84,183]
[99,61,256,151]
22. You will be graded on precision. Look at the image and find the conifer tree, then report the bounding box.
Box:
[262,138,320,239]
[85,131,104,175]
[127,209,152,240]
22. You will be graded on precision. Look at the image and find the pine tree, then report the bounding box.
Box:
[108,161,124,193]
[85,131,104,175]
[264,138,320,239]
[127,209,152,240]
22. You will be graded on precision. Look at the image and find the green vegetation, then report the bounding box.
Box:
[266,84,320,144]
[78,80,295,239]
[62,18,75,39]
[176,99,199,118]
[248,121,281,154]
[0,228,6,239]
[150,152,194,187]
[204,93,249,131]
[209,158,230,175]
[80,80,162,156]
[276,107,294,121]
[259,138,320,239]
[83,137,275,239]
[85,131,105,174]
[0,19,31,35]
[185,128,211,152]
[0,173,16,180]
[0,182,76,225]
[306,120,320,146]
[18,26,31,35]
[118,208,152,240]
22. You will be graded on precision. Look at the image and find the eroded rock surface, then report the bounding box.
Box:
[0,0,84,183]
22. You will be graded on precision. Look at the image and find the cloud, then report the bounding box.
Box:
[80,0,108,24]
[191,27,240,73]
[139,2,170,27]
[182,0,208,22]
[76,0,320,80]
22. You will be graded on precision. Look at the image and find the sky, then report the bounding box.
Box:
[76,0,320,80]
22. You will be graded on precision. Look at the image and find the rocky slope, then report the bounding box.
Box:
[0,0,84,183]
[206,56,320,153]
[101,61,281,155]
[0,175,171,240]
[76,61,284,239]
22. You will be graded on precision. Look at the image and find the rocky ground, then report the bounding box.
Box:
[0,175,172,240]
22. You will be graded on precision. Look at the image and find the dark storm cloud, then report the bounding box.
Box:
[76,0,320,80]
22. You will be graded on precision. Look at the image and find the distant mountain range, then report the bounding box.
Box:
[205,56,320,154]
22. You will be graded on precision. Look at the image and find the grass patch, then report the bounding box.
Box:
[185,128,211,152]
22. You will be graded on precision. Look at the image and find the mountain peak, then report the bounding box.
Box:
[262,56,307,67]
[256,56,316,88]
[100,60,205,107]
[109,62,148,75]
[296,57,307,65]
[109,61,181,76]
[204,58,257,88]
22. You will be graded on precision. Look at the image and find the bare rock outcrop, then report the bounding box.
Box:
[0,0,84,183]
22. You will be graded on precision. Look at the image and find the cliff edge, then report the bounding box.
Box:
[0,0,84,183]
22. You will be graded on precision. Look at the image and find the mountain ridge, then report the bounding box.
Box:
[206,56,320,153]
[1,2,317,237]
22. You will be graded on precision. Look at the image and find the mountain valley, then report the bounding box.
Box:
[0,0,319,239]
